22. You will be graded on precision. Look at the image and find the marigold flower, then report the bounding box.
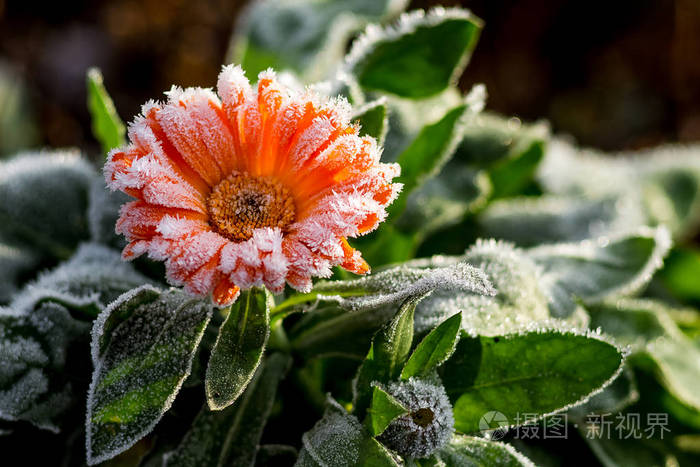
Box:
[105,65,401,306]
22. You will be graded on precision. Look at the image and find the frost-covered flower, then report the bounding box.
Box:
[105,65,401,306]
[379,378,454,458]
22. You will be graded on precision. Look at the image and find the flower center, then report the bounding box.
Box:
[411,408,435,428]
[207,173,295,242]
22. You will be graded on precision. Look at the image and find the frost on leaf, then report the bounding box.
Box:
[0,150,97,259]
[538,139,700,239]
[296,397,399,467]
[528,226,671,318]
[86,286,212,465]
[413,240,551,335]
[346,7,482,98]
[479,196,623,247]
[0,302,89,432]
[0,242,39,303]
[165,353,290,467]
[232,0,407,82]
[587,298,700,413]
[378,378,454,459]
[9,242,153,318]
[438,435,535,466]
[312,260,494,312]
[441,329,625,434]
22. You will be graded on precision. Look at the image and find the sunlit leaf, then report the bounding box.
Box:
[86,68,126,155]
[86,287,212,465]
[205,288,271,410]
[348,8,481,98]
[441,330,624,434]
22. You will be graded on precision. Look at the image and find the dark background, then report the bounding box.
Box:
[1,0,698,154]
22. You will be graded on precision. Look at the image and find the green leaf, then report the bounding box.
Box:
[296,398,400,467]
[412,240,552,335]
[528,226,671,318]
[398,163,491,242]
[165,353,291,467]
[231,0,407,81]
[367,385,408,436]
[348,8,482,98]
[401,312,461,379]
[0,151,96,259]
[583,433,678,467]
[391,100,475,217]
[352,294,420,419]
[0,62,39,157]
[279,258,493,314]
[86,68,126,155]
[456,113,549,199]
[352,98,388,143]
[587,298,700,413]
[86,286,212,465]
[8,243,153,318]
[539,140,700,240]
[479,196,620,247]
[205,288,271,410]
[441,330,624,434]
[290,305,397,360]
[657,247,700,305]
[437,435,535,466]
[0,242,39,302]
[0,302,89,432]
[568,368,639,420]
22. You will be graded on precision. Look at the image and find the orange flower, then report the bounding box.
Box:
[105,66,401,306]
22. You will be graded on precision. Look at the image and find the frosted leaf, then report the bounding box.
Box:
[399,161,490,239]
[414,240,550,335]
[0,301,89,432]
[312,260,494,312]
[437,435,535,467]
[86,286,212,465]
[88,177,130,248]
[479,196,623,246]
[538,139,700,239]
[568,368,639,420]
[205,288,271,410]
[345,7,481,98]
[379,378,454,459]
[231,0,407,82]
[295,397,400,466]
[441,329,625,434]
[528,226,671,318]
[0,150,96,259]
[164,353,290,467]
[9,242,153,317]
[0,242,39,303]
[587,298,700,412]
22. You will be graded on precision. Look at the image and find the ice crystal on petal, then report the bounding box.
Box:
[105,66,400,306]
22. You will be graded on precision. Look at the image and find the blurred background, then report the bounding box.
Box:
[0,0,698,156]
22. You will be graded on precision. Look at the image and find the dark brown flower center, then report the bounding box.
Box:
[411,408,435,428]
[207,173,295,242]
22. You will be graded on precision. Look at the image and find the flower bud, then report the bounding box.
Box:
[379,378,454,458]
